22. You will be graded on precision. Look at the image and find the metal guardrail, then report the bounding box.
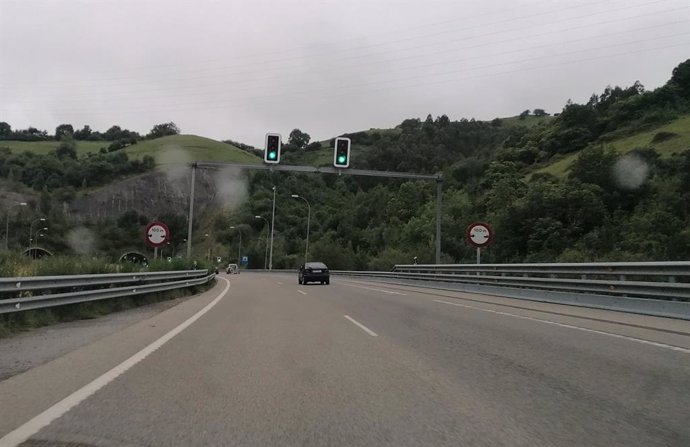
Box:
[0,270,214,314]
[331,262,690,320]
[335,271,690,301]
[393,262,690,278]
[0,270,209,293]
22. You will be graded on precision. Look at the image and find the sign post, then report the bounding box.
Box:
[145,222,170,258]
[466,222,493,264]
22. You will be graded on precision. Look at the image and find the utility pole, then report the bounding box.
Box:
[255,215,270,270]
[435,177,443,264]
[186,164,196,258]
[291,194,311,265]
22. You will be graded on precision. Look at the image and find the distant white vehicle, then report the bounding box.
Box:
[226,263,239,274]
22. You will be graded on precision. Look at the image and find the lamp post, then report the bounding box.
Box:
[291,194,311,265]
[230,225,242,265]
[31,227,48,246]
[28,218,46,249]
[4,202,27,251]
[269,186,276,270]
[255,215,269,270]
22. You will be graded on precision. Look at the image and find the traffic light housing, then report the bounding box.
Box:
[333,137,351,168]
[264,133,281,164]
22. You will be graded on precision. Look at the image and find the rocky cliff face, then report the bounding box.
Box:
[67,166,248,222]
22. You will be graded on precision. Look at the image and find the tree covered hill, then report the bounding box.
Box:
[1,60,689,268]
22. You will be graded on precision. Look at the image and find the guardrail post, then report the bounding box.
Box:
[435,177,443,264]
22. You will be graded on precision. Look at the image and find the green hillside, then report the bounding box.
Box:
[124,134,261,164]
[281,115,555,172]
[534,113,690,178]
[0,140,105,157]
[499,114,555,128]
[2,59,689,268]
[0,134,261,164]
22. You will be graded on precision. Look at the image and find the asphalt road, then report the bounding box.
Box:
[1,272,689,446]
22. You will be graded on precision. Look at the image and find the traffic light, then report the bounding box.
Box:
[333,137,351,168]
[264,133,281,164]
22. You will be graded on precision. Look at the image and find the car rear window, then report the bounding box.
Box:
[306,262,328,269]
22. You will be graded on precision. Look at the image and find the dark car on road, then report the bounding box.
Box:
[299,262,330,285]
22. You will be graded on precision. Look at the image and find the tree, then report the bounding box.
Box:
[0,122,11,138]
[288,129,310,149]
[435,114,450,127]
[519,110,530,120]
[147,122,180,139]
[533,109,548,116]
[568,145,617,192]
[73,125,92,140]
[104,125,123,141]
[55,137,77,160]
[55,124,74,140]
[669,59,690,98]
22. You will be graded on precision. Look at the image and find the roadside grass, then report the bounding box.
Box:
[0,253,216,337]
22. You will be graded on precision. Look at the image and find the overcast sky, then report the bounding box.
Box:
[1,0,688,146]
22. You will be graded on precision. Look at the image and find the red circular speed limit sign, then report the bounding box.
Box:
[466,222,493,248]
[145,221,170,248]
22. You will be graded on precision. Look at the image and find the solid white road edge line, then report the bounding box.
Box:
[0,277,233,447]
[434,299,690,354]
[340,283,406,295]
[297,290,307,295]
[344,315,378,337]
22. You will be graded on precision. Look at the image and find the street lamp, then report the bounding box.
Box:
[31,227,48,245]
[255,215,269,270]
[28,218,46,249]
[269,186,276,270]
[4,202,27,251]
[230,225,243,265]
[204,233,210,260]
[291,194,311,265]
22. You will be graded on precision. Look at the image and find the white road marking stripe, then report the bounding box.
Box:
[297,290,307,295]
[434,299,690,354]
[0,278,233,447]
[341,283,406,295]
[277,281,284,285]
[344,315,378,337]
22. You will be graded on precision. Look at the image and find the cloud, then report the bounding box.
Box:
[1,0,687,145]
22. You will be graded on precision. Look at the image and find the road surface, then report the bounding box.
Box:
[1,272,689,446]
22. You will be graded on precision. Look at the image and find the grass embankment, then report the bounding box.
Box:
[0,134,262,164]
[124,134,261,163]
[534,114,690,178]
[0,254,216,337]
